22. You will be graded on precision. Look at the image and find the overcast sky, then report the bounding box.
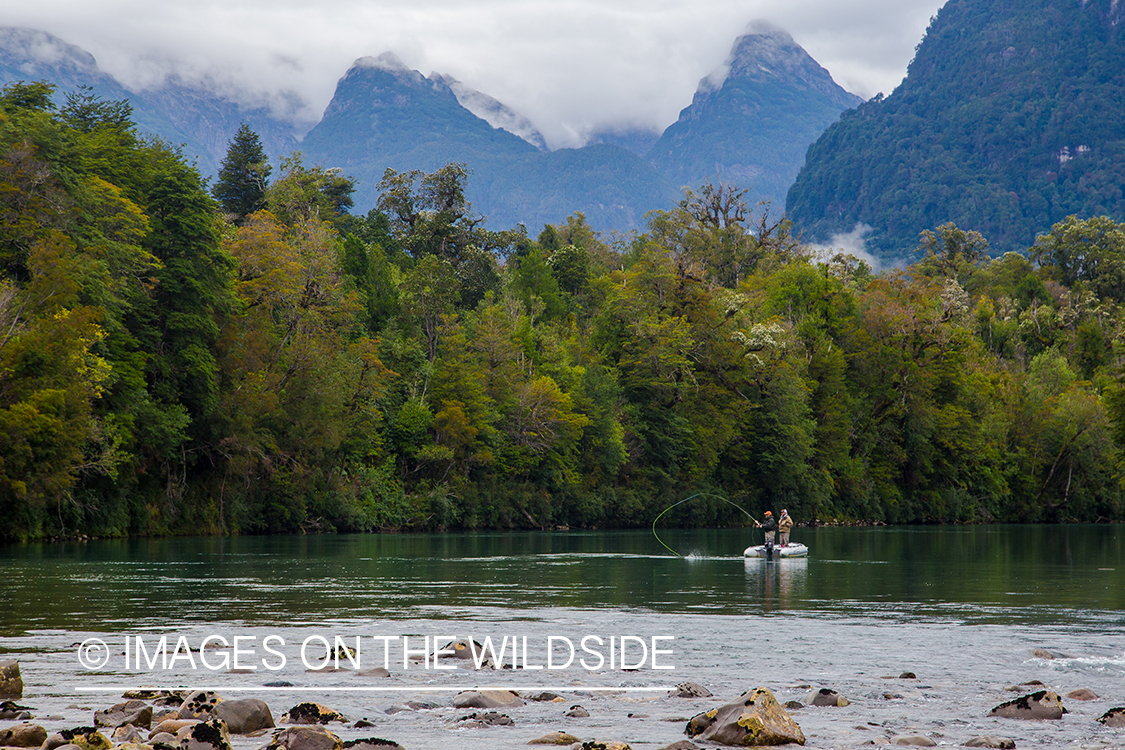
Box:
[2,0,946,148]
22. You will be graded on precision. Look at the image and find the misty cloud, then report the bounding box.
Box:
[1,0,945,147]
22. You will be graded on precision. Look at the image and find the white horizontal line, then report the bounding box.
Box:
[73,685,674,693]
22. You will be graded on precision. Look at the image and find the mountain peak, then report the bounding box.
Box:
[698,21,860,109]
[429,72,547,151]
[0,27,99,75]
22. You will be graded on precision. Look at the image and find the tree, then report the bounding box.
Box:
[213,123,272,223]
[60,86,133,133]
[1031,215,1125,302]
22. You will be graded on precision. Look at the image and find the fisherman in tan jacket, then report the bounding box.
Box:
[777,509,794,546]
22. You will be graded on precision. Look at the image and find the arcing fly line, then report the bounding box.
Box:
[651,492,757,556]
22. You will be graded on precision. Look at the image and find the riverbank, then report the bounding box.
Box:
[2,652,1124,750]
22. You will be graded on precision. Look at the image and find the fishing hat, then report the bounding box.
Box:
[764,510,772,516]
[781,509,788,514]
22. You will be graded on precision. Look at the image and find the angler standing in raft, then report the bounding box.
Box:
[778,509,794,546]
[756,510,777,544]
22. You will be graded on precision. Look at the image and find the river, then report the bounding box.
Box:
[1,525,1123,749]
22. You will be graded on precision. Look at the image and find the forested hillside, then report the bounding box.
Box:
[787,0,1125,262]
[2,82,1124,541]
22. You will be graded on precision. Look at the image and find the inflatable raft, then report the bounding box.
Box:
[744,542,809,558]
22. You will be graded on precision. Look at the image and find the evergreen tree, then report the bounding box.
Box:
[212,123,271,223]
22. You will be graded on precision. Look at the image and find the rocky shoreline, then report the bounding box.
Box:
[3,657,1124,750]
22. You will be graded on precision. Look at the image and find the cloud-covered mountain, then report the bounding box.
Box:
[0,26,298,177]
[1,24,860,233]
[300,53,676,231]
[647,22,863,213]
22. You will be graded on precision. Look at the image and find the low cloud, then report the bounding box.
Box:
[806,223,883,270]
[3,0,945,147]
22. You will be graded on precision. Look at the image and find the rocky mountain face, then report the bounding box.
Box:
[0,27,298,177]
[647,22,863,214]
[786,0,1125,261]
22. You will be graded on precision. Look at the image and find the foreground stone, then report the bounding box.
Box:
[262,726,343,750]
[527,731,580,745]
[0,661,22,700]
[94,700,152,729]
[0,701,32,720]
[963,737,1015,749]
[1066,688,1097,701]
[179,718,232,750]
[803,688,850,707]
[1098,707,1125,727]
[451,690,524,709]
[576,742,631,750]
[45,728,112,750]
[669,682,712,698]
[281,704,346,725]
[891,736,936,746]
[150,719,199,737]
[989,691,1066,720]
[686,687,805,746]
[341,739,404,750]
[656,742,700,750]
[213,698,274,733]
[454,711,513,727]
[179,692,224,720]
[0,722,46,747]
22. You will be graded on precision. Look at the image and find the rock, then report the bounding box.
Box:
[178,692,224,720]
[46,728,112,750]
[354,668,389,678]
[261,726,343,750]
[686,687,805,746]
[524,692,565,702]
[656,742,700,750]
[451,690,524,709]
[527,732,581,745]
[150,719,200,737]
[439,638,486,661]
[783,700,804,710]
[1030,648,1073,660]
[576,743,630,750]
[111,725,146,743]
[669,682,712,698]
[149,732,177,747]
[281,703,347,725]
[178,719,231,750]
[454,711,513,727]
[899,672,917,679]
[989,691,1066,720]
[0,701,32,720]
[0,722,47,747]
[803,687,850,707]
[564,705,590,718]
[151,710,178,724]
[1098,707,1125,727]
[341,739,404,750]
[94,699,152,729]
[1066,688,1098,701]
[212,698,274,733]
[891,736,936,746]
[0,661,23,700]
[963,737,1016,748]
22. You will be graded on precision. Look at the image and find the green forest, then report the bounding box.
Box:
[2,81,1125,541]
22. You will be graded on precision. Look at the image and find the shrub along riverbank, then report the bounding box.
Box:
[3,83,1125,541]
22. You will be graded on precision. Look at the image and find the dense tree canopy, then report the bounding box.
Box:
[1,79,1124,540]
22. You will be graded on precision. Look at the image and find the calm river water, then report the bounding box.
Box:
[2,525,1124,749]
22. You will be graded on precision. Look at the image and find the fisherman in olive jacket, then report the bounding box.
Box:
[778,508,794,546]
